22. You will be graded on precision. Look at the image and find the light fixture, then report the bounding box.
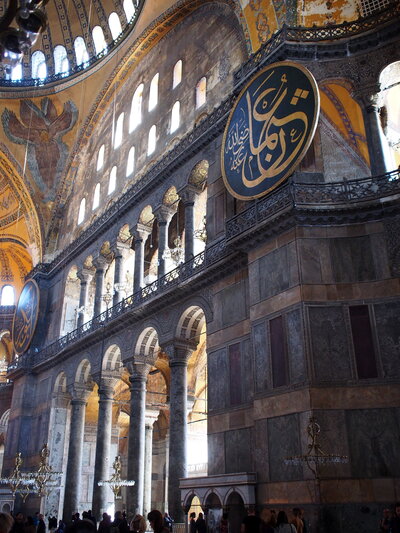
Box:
[102,282,113,308]
[285,416,348,479]
[98,455,135,500]
[0,0,48,73]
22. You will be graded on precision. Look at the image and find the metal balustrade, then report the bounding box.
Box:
[226,169,400,240]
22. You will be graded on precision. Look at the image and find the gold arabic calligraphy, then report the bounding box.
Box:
[225,69,309,188]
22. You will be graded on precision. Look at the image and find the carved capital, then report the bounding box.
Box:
[126,360,151,382]
[131,223,152,242]
[162,339,197,365]
[92,255,108,272]
[68,384,92,404]
[352,84,382,110]
[178,184,201,206]
[77,268,93,284]
[110,241,131,260]
[92,372,118,399]
[154,204,177,225]
[145,409,159,427]
[51,392,71,409]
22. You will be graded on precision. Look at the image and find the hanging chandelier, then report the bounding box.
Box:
[0,443,62,500]
[0,0,49,73]
[98,455,135,500]
[285,417,348,479]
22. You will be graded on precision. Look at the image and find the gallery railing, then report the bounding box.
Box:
[226,169,400,240]
[8,168,400,373]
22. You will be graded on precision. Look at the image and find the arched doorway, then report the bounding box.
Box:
[226,492,246,533]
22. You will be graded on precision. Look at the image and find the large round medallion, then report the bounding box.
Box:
[12,279,40,355]
[222,61,320,200]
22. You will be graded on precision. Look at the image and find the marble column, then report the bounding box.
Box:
[143,409,159,518]
[132,224,151,293]
[92,377,117,520]
[356,87,393,176]
[165,342,195,522]
[63,386,91,521]
[76,269,93,327]
[92,256,108,317]
[178,186,200,263]
[127,362,150,514]
[111,243,129,306]
[154,205,176,278]
[44,393,71,519]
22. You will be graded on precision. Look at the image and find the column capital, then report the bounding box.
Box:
[145,409,159,427]
[51,392,71,409]
[92,255,109,271]
[111,240,131,259]
[131,223,152,242]
[92,373,118,399]
[352,84,382,110]
[154,204,177,225]
[68,384,92,403]
[126,360,151,382]
[162,339,197,365]
[77,268,93,284]
[178,184,201,206]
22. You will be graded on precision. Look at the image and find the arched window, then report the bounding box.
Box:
[126,146,135,177]
[123,0,136,21]
[54,45,69,75]
[108,166,117,194]
[170,101,180,133]
[92,183,100,210]
[114,113,124,149]
[148,73,159,112]
[109,12,122,41]
[97,145,105,171]
[196,77,207,108]
[78,198,86,225]
[130,84,143,132]
[173,60,182,89]
[148,125,156,155]
[74,36,89,66]
[92,26,107,55]
[1,286,15,306]
[11,63,22,81]
[31,51,47,80]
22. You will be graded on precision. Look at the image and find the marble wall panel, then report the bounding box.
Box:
[208,432,225,475]
[19,416,32,455]
[287,308,307,384]
[225,427,253,474]
[308,306,352,381]
[267,414,302,482]
[208,348,229,411]
[330,236,376,282]
[241,337,254,404]
[254,418,270,482]
[298,238,324,284]
[259,242,298,300]
[253,322,271,393]
[374,301,400,379]
[346,408,400,478]
[220,280,248,326]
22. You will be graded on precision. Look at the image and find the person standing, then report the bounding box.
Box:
[390,503,400,533]
[37,515,46,533]
[0,513,14,533]
[195,514,206,533]
[189,514,196,533]
[241,507,261,533]
[147,511,169,533]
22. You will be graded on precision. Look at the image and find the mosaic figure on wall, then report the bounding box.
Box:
[2,98,78,201]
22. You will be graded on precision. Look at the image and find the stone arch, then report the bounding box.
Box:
[0,408,10,430]
[225,490,246,533]
[183,491,201,513]
[75,358,92,384]
[102,343,122,372]
[176,305,206,344]
[53,372,67,394]
[135,326,160,362]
